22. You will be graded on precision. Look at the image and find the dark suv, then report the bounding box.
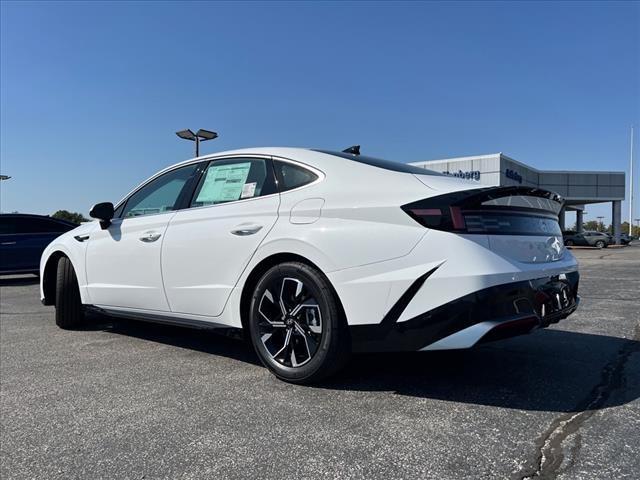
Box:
[0,214,78,275]
[563,230,609,249]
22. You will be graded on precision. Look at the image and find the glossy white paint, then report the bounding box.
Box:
[41,147,579,352]
[85,213,175,310]
[162,193,280,317]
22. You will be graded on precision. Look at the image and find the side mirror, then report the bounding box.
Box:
[90,202,114,229]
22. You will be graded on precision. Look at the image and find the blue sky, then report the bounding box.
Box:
[1,1,638,225]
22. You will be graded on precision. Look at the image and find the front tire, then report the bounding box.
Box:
[595,240,605,249]
[55,256,84,329]
[248,262,350,384]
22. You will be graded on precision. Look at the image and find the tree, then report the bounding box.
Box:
[582,220,600,232]
[52,210,89,224]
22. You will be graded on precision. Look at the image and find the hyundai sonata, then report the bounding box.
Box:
[40,147,579,383]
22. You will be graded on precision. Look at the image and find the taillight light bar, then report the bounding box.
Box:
[402,187,563,236]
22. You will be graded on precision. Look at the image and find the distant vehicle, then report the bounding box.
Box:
[619,233,633,245]
[563,230,609,248]
[601,232,632,246]
[0,214,78,275]
[601,232,633,245]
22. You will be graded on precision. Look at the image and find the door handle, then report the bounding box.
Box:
[230,224,263,236]
[139,231,162,243]
[1,241,17,245]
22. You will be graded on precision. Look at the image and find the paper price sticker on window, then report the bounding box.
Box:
[195,162,251,204]
[241,182,257,199]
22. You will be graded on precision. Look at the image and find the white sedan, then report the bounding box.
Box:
[40,147,579,383]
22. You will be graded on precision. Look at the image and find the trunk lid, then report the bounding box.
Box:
[403,184,566,264]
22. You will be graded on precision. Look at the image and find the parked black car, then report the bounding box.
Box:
[0,214,78,275]
[562,230,609,248]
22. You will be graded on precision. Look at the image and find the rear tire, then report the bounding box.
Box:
[248,262,350,384]
[565,240,574,246]
[55,256,84,329]
[595,240,605,249]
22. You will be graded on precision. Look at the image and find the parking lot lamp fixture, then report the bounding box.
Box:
[0,175,11,180]
[175,129,218,157]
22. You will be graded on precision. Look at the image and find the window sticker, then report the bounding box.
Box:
[195,162,251,204]
[241,182,257,199]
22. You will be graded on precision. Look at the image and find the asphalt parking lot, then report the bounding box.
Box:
[1,246,639,480]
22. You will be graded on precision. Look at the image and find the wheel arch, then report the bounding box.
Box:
[42,251,68,305]
[238,252,346,333]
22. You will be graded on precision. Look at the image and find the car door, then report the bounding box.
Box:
[85,163,198,310]
[161,156,279,317]
[573,233,587,245]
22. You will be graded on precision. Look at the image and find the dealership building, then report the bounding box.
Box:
[409,153,626,243]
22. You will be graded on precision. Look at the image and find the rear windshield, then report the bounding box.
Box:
[482,195,562,214]
[313,150,443,175]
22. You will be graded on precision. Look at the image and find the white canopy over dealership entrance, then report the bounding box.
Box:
[410,153,626,244]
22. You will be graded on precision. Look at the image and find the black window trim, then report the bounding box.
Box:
[114,154,283,220]
[112,153,324,221]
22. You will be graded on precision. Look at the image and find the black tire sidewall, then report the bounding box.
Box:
[248,262,341,382]
[55,256,84,329]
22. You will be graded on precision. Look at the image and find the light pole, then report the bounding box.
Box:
[597,216,605,232]
[176,129,218,157]
[629,126,634,236]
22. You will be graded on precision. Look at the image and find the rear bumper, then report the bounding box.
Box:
[350,271,579,352]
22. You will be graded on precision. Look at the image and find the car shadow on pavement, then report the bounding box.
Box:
[89,313,640,413]
[0,276,39,286]
[321,328,640,413]
[89,314,261,366]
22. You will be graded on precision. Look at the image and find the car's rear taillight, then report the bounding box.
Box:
[402,186,564,236]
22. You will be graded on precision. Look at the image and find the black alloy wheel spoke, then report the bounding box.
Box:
[257,275,323,368]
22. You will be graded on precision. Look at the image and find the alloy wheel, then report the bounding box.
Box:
[257,276,323,367]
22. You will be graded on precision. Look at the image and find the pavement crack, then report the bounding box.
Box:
[512,323,640,480]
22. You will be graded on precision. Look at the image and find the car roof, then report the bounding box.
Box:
[163,146,428,173]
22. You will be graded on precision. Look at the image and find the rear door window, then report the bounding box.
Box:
[191,158,276,207]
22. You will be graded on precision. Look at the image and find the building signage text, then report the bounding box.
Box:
[442,170,481,181]
[505,168,523,184]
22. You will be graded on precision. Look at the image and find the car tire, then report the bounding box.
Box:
[595,240,605,249]
[55,256,84,329]
[248,262,350,384]
[565,240,574,246]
